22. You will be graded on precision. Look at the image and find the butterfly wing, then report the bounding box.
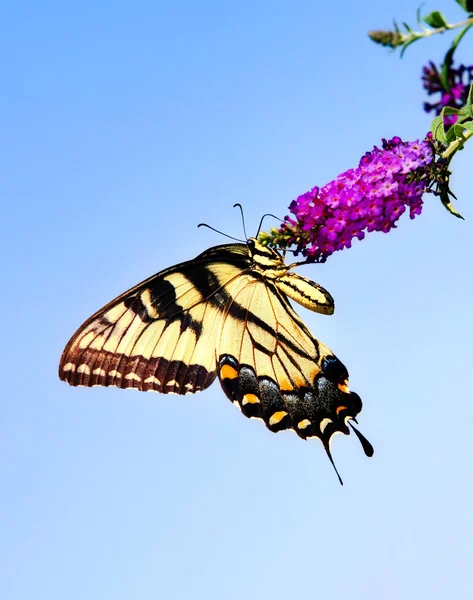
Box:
[217,271,370,457]
[59,244,252,394]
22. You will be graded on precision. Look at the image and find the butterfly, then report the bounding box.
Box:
[59,237,373,483]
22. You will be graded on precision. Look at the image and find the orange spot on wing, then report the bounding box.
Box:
[220,364,238,380]
[338,379,350,393]
[269,411,288,426]
[242,393,260,405]
[283,374,306,391]
[336,405,347,415]
[279,378,294,391]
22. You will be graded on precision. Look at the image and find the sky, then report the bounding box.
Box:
[2,1,472,598]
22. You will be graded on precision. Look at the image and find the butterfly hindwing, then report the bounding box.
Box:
[216,272,365,451]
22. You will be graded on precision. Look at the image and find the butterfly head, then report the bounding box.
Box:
[247,237,287,272]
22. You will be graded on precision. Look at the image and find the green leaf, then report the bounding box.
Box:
[416,5,423,26]
[444,108,464,142]
[462,120,473,132]
[460,104,473,119]
[441,195,464,219]
[446,126,460,143]
[450,122,468,141]
[431,107,465,143]
[455,111,470,122]
[423,11,449,28]
[440,59,453,92]
[440,23,473,89]
[454,85,473,118]
[454,0,473,13]
[468,82,473,106]
[431,115,448,144]
[451,22,473,51]
[443,107,462,116]
[399,34,421,57]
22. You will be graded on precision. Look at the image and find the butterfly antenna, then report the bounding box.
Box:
[323,440,344,486]
[233,203,248,239]
[349,422,375,457]
[256,213,283,236]
[197,223,244,243]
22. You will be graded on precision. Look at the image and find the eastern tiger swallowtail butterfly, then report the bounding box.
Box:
[59,237,373,483]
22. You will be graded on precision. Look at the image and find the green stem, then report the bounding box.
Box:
[419,16,473,39]
[441,129,473,160]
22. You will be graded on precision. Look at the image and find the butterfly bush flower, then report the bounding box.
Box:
[260,136,439,263]
[422,61,473,126]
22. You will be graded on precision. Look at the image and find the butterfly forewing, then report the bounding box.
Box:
[59,246,252,394]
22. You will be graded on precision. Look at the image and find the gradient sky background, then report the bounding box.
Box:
[2,1,472,598]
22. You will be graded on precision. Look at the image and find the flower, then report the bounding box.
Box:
[422,61,473,126]
[260,136,436,262]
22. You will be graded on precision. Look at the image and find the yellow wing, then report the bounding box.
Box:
[216,271,373,477]
[59,244,252,394]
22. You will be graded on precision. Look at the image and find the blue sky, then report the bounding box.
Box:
[2,1,472,598]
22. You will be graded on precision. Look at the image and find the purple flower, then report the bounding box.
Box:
[264,136,435,262]
[422,61,473,126]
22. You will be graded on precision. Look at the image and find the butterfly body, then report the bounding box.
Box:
[59,237,373,476]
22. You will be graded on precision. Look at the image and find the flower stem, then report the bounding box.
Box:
[441,129,473,160]
[419,17,473,39]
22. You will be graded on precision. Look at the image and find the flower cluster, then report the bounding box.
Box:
[260,136,435,262]
[422,61,473,126]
